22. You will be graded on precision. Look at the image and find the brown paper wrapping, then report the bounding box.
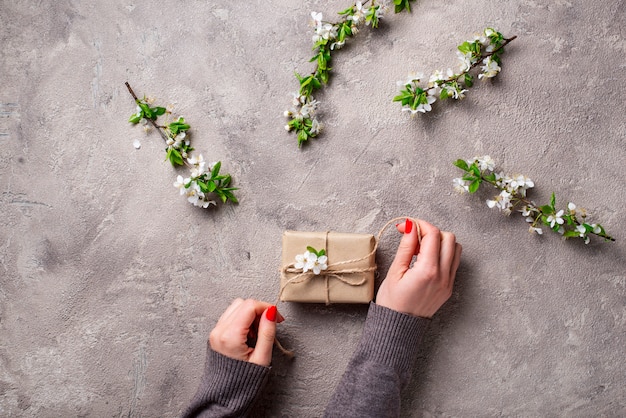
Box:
[280,230,376,304]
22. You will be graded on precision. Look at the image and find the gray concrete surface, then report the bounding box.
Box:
[1,0,625,416]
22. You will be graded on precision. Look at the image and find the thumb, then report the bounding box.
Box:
[386,219,418,281]
[248,306,278,367]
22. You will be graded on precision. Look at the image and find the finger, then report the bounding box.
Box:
[413,219,441,269]
[218,298,245,323]
[249,306,278,367]
[438,232,457,279]
[450,243,462,284]
[228,299,273,331]
[387,218,419,281]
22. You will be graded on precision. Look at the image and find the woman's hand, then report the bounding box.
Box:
[376,218,462,318]
[209,298,284,367]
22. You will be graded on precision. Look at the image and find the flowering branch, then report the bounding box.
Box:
[284,0,414,147]
[125,82,238,208]
[453,156,614,244]
[395,28,516,114]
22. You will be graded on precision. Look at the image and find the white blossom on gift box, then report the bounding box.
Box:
[294,247,328,275]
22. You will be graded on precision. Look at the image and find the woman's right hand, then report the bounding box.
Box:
[376,218,462,318]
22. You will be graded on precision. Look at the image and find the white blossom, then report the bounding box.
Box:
[291,92,306,107]
[300,99,320,117]
[453,177,469,193]
[478,57,501,79]
[186,181,202,205]
[475,155,496,172]
[428,70,445,89]
[347,2,367,25]
[457,51,473,72]
[188,154,208,177]
[546,210,565,228]
[416,95,437,113]
[311,254,328,275]
[310,12,323,28]
[444,83,467,100]
[331,40,345,50]
[310,118,322,135]
[375,1,389,18]
[173,175,189,195]
[313,23,337,43]
[486,190,513,212]
[295,251,315,273]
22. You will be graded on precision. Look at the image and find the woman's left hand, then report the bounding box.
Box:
[209,298,284,367]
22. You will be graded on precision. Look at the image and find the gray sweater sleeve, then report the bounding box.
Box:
[182,348,270,418]
[323,302,430,418]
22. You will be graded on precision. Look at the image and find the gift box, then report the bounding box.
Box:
[280,230,376,304]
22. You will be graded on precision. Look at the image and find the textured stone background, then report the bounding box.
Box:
[1,0,625,416]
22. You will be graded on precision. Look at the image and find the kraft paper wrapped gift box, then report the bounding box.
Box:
[279,230,376,304]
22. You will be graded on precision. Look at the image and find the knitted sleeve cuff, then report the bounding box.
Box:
[184,348,270,416]
[356,302,430,374]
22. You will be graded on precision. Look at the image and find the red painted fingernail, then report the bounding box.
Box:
[405,218,413,234]
[266,305,277,322]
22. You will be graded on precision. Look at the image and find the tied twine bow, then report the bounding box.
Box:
[273,216,422,357]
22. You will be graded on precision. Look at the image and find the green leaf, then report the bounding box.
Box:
[464,73,473,88]
[393,93,408,102]
[197,181,209,194]
[211,161,222,178]
[167,148,184,166]
[138,102,153,119]
[297,129,308,146]
[299,75,313,88]
[468,180,481,193]
[128,113,142,124]
[550,192,556,209]
[453,159,469,171]
[563,230,579,238]
[318,54,327,70]
[208,181,217,192]
[306,246,317,254]
[338,6,354,15]
[539,205,553,215]
[458,41,472,54]
[224,191,238,204]
[483,172,497,183]
[154,107,166,116]
[393,0,414,13]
